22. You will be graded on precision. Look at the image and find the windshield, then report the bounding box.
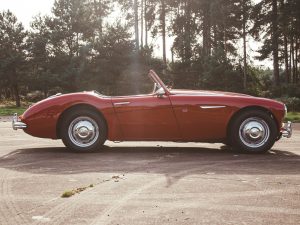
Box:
[148,70,170,95]
[93,70,168,97]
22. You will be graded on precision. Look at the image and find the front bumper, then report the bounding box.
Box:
[12,113,27,130]
[281,121,292,138]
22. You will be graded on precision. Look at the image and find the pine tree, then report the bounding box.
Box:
[0,10,27,107]
[252,0,280,86]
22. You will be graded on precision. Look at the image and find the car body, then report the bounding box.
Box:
[13,70,292,153]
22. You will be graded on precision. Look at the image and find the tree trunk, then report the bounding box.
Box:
[272,0,280,86]
[284,35,290,83]
[185,0,192,67]
[295,38,299,83]
[171,47,174,64]
[202,0,211,56]
[292,37,297,83]
[4,88,10,99]
[242,0,247,90]
[220,3,228,59]
[144,0,148,47]
[12,84,21,107]
[134,0,139,50]
[291,37,296,83]
[289,37,293,81]
[280,0,290,83]
[99,0,103,37]
[141,0,144,47]
[161,0,167,65]
[76,32,79,57]
[44,89,48,98]
[93,0,103,39]
[213,24,217,51]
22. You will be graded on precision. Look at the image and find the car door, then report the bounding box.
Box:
[169,94,232,141]
[111,94,181,141]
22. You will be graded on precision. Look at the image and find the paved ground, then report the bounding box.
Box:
[0,118,299,225]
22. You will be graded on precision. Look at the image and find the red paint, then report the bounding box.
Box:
[111,94,180,141]
[20,71,286,143]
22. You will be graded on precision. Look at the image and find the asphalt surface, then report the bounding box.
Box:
[0,117,299,225]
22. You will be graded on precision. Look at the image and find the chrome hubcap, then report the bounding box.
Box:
[68,117,99,148]
[239,117,270,148]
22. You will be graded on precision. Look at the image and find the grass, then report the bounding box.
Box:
[0,100,31,116]
[0,106,27,116]
[285,112,300,123]
[61,191,75,198]
[61,184,95,198]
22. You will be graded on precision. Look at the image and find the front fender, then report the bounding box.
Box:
[21,93,116,139]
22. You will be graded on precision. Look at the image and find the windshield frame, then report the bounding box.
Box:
[148,70,170,95]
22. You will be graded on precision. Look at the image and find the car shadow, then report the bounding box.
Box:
[1,145,299,186]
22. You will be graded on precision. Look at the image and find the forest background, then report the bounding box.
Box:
[0,0,299,114]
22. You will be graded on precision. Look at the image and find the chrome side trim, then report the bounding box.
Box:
[200,106,226,109]
[282,121,292,138]
[12,113,27,130]
[113,102,131,106]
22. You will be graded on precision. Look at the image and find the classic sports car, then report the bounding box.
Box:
[13,70,292,153]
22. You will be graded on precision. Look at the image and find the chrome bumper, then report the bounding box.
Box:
[281,121,292,138]
[12,113,27,130]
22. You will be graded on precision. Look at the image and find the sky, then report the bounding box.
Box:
[0,0,55,26]
[0,0,271,68]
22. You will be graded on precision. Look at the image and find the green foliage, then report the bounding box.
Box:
[61,191,75,198]
[285,112,300,122]
[198,57,243,92]
[276,97,300,112]
[251,0,300,85]
[81,22,135,95]
[0,0,299,106]
[0,10,28,107]
[0,106,26,116]
[262,83,300,99]
[61,183,94,198]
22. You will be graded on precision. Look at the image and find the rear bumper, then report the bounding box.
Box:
[281,121,292,138]
[12,113,27,130]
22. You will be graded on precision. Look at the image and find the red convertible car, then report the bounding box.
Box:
[13,70,292,153]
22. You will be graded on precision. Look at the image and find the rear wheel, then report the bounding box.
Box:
[229,110,278,153]
[60,109,107,152]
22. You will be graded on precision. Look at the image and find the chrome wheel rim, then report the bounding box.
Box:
[239,117,270,148]
[68,117,99,148]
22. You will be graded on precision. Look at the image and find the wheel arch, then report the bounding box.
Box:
[56,103,108,139]
[226,105,280,142]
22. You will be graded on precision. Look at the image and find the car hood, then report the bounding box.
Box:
[171,89,252,97]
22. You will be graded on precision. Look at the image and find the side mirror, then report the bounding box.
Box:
[156,87,165,98]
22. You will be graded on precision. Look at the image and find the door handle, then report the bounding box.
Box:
[200,105,226,109]
[114,102,131,106]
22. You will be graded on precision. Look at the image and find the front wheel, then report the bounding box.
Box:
[60,109,107,152]
[229,110,278,153]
